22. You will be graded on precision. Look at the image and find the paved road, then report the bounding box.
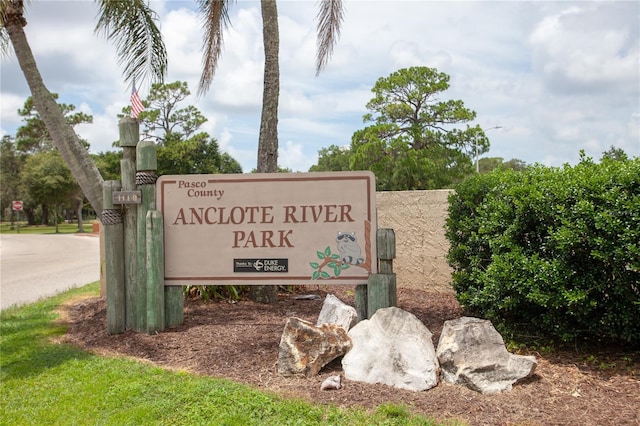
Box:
[0,233,100,310]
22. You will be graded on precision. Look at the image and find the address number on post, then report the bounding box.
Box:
[112,190,142,204]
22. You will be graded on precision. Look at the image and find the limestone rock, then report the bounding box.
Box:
[320,375,342,390]
[278,317,352,377]
[316,294,358,331]
[342,307,439,391]
[436,316,537,394]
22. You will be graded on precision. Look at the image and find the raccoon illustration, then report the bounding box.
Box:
[336,232,364,265]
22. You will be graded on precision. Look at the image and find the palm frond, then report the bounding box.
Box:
[0,0,27,58]
[315,0,344,75]
[0,27,10,57]
[197,0,233,95]
[94,0,167,86]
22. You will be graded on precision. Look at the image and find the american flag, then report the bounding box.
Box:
[130,80,145,119]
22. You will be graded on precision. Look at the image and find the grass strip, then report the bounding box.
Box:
[0,222,95,235]
[1,283,452,426]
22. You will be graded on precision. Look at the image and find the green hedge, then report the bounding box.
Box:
[446,156,640,346]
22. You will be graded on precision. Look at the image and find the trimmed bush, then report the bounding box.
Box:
[446,156,640,346]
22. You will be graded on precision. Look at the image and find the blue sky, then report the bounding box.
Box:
[1,1,638,173]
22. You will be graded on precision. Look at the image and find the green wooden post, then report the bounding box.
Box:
[102,180,125,334]
[146,210,165,334]
[355,284,367,322]
[119,117,138,330]
[377,228,396,307]
[136,140,157,332]
[367,274,394,316]
[165,286,184,328]
[366,228,397,318]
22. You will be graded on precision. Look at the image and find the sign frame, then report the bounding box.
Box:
[157,172,377,286]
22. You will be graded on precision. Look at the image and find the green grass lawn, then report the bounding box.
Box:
[0,221,96,235]
[0,283,452,426]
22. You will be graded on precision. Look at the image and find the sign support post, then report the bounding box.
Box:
[135,140,156,332]
[146,210,165,334]
[12,201,23,233]
[102,180,125,334]
[119,117,139,330]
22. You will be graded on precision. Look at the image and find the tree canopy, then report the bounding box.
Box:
[123,80,242,176]
[601,145,629,162]
[5,96,92,227]
[15,94,92,154]
[478,157,528,174]
[349,67,489,190]
[308,67,493,190]
[308,144,351,172]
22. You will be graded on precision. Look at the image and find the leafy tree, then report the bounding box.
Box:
[1,0,344,217]
[502,158,528,172]
[16,95,92,153]
[2,0,344,305]
[11,95,94,229]
[125,81,242,176]
[156,133,241,175]
[309,144,351,172]
[478,157,528,173]
[20,150,79,232]
[219,152,244,174]
[194,0,343,178]
[0,136,24,226]
[601,145,629,162]
[124,81,206,142]
[1,0,154,215]
[350,67,489,190]
[92,150,122,181]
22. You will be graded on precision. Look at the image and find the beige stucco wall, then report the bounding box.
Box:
[376,190,454,293]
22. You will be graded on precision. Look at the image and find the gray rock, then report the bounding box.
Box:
[278,317,352,377]
[316,294,358,331]
[320,375,342,390]
[342,307,439,391]
[436,316,537,394]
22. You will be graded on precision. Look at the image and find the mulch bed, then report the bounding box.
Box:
[60,287,639,425]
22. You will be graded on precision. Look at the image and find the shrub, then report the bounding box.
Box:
[446,155,640,346]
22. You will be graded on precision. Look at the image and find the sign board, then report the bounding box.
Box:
[12,200,23,211]
[157,172,377,286]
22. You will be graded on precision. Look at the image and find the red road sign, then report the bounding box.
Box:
[12,200,23,211]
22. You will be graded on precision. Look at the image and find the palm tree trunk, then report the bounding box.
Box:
[75,196,85,233]
[249,0,280,304]
[3,3,105,216]
[256,0,279,173]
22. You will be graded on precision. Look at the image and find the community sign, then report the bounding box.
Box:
[157,172,377,285]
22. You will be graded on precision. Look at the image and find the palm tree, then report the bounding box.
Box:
[197,0,344,174]
[256,0,279,173]
[2,0,343,215]
[196,0,343,303]
[0,0,167,216]
[1,0,103,215]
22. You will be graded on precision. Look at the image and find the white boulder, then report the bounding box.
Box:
[342,307,439,391]
[316,294,359,331]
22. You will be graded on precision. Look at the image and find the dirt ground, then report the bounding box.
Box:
[61,287,639,426]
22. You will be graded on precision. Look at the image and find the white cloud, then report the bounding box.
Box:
[530,4,640,95]
[278,139,314,172]
[0,93,25,130]
[1,0,638,176]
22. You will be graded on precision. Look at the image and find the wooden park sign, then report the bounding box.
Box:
[157,172,378,286]
[103,116,395,335]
